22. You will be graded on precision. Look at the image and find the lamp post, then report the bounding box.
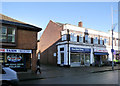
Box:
[111,6,117,71]
[111,23,117,71]
[112,29,114,71]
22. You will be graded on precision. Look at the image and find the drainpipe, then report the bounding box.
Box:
[67,29,69,66]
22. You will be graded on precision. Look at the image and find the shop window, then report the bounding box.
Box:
[0,54,4,63]
[71,53,80,63]
[85,54,90,64]
[24,54,31,69]
[5,53,24,68]
[0,26,16,43]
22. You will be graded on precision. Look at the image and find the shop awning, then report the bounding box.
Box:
[94,53,109,55]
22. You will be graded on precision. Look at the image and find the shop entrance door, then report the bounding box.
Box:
[60,53,64,65]
[80,53,84,66]
[85,53,90,66]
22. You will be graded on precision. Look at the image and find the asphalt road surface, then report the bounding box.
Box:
[19,70,120,85]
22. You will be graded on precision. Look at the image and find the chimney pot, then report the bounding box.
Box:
[78,21,83,27]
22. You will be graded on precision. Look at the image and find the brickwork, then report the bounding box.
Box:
[17,29,37,49]
[1,25,40,72]
[38,20,63,65]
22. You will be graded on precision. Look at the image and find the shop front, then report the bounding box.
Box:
[114,50,120,63]
[0,48,32,71]
[70,47,91,67]
[94,48,109,66]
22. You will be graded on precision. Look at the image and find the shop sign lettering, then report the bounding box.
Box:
[5,63,24,68]
[94,48,108,52]
[70,47,91,53]
[0,49,5,52]
[0,48,32,53]
[6,49,17,53]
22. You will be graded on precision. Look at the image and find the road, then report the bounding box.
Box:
[19,70,119,85]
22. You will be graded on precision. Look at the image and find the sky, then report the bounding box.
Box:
[1,2,118,39]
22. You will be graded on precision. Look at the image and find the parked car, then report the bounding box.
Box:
[0,66,19,86]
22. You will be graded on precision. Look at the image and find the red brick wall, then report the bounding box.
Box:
[2,24,38,72]
[17,29,37,49]
[17,29,38,72]
[38,20,63,65]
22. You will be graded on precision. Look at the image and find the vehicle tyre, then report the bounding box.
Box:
[2,81,12,86]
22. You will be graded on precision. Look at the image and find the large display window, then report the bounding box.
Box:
[1,53,31,69]
[70,53,90,66]
[0,53,4,63]
[5,53,25,68]
[71,53,80,63]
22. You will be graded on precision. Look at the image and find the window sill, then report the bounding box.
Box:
[0,42,16,47]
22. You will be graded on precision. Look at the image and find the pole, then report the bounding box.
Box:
[111,6,114,71]
[67,29,69,66]
[112,29,114,71]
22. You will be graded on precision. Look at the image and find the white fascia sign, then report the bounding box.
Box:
[0,48,32,53]
[94,48,108,52]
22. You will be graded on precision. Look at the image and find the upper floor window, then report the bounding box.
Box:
[104,38,109,45]
[85,34,88,43]
[70,33,77,42]
[0,26,16,43]
[104,39,107,45]
[119,40,120,46]
[100,38,103,45]
[79,34,83,43]
[62,34,67,41]
[88,36,91,44]
[94,37,98,44]
[116,39,118,46]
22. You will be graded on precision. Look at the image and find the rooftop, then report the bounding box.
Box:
[0,14,42,32]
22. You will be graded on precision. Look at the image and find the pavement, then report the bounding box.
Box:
[17,64,120,81]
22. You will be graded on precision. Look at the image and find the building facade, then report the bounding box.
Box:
[0,14,42,71]
[38,20,120,67]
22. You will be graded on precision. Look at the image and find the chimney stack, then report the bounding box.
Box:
[78,21,83,27]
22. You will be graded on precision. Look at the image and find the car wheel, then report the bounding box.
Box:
[2,82,12,86]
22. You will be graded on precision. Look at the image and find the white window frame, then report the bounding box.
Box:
[62,34,67,41]
[100,38,103,45]
[79,34,83,43]
[94,37,98,44]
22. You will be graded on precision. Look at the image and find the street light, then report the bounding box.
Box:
[111,6,117,71]
[111,23,117,71]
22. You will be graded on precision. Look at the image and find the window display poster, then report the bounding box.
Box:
[5,54,25,68]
